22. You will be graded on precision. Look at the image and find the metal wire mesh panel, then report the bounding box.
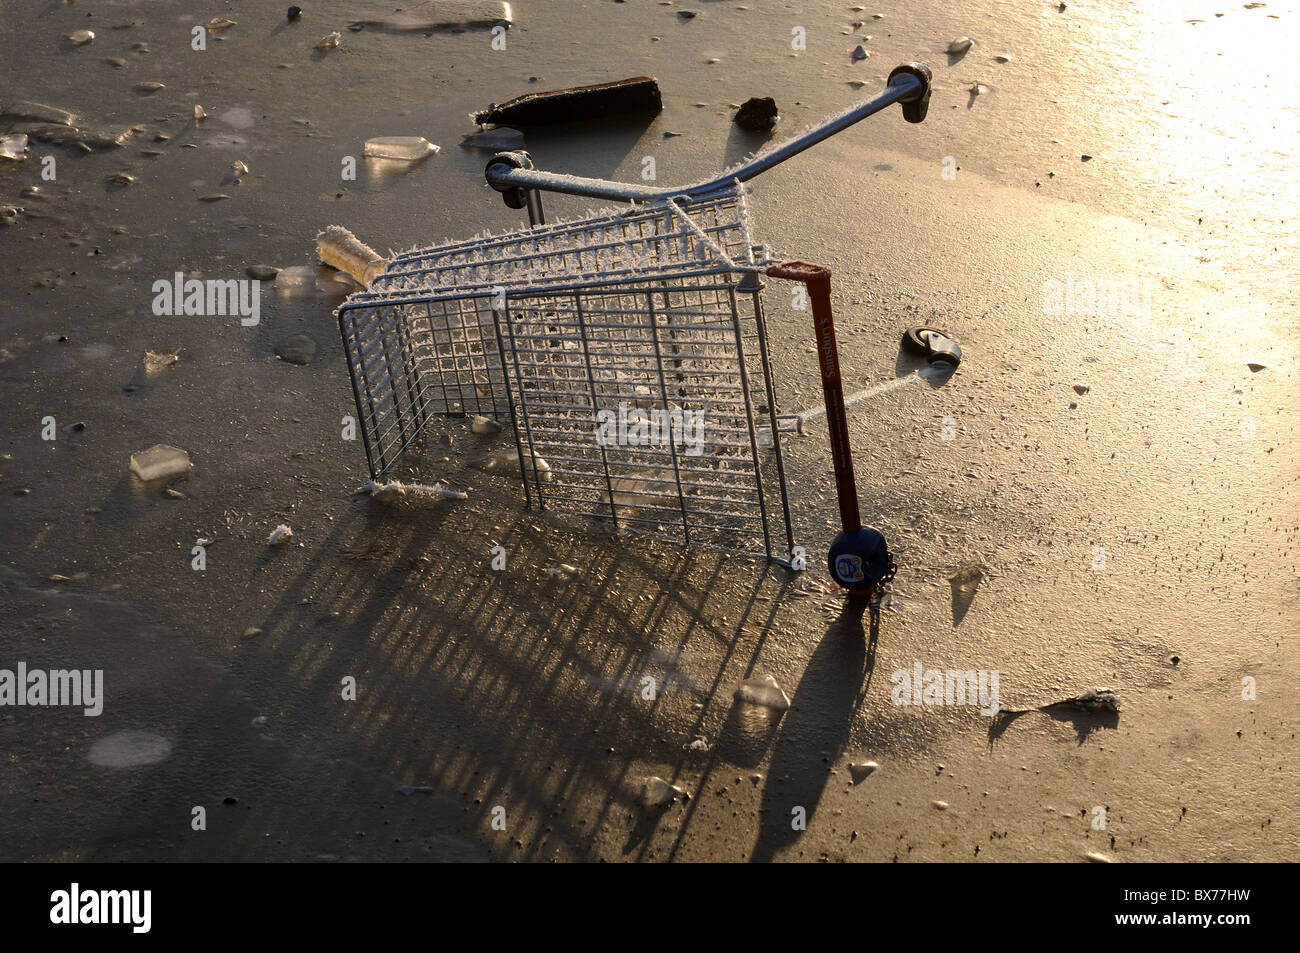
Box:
[336,185,793,557]
[338,295,508,477]
[495,274,792,558]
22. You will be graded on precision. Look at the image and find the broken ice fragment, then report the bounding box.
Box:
[267,524,294,546]
[68,30,95,46]
[946,36,973,56]
[143,348,180,371]
[0,102,76,126]
[275,264,317,291]
[638,776,684,809]
[459,127,526,150]
[0,134,28,160]
[849,761,879,783]
[949,563,983,593]
[1066,687,1120,711]
[363,136,440,160]
[349,0,513,31]
[129,444,191,482]
[316,225,386,286]
[358,479,468,502]
[472,77,662,126]
[734,674,791,711]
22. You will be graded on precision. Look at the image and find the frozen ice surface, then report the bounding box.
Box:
[128,444,191,482]
[734,674,791,711]
[363,136,439,160]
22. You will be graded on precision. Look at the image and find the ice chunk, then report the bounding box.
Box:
[638,776,684,809]
[316,225,386,286]
[734,674,791,711]
[143,348,180,371]
[276,264,317,291]
[949,563,983,594]
[350,1,514,32]
[848,761,879,783]
[0,134,28,161]
[129,444,191,482]
[363,136,440,160]
[358,480,468,502]
[460,127,526,150]
[0,102,76,126]
[267,524,294,546]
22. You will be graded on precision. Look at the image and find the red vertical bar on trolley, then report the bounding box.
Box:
[765,261,861,535]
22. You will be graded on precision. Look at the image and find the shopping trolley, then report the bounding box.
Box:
[336,64,932,598]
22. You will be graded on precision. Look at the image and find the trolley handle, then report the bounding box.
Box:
[485,63,931,208]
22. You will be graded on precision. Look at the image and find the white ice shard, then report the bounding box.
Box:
[734,674,791,711]
[639,776,684,809]
[129,444,191,482]
[363,136,440,160]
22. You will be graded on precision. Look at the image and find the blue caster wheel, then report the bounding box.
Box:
[828,527,892,599]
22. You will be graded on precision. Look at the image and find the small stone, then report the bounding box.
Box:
[199,194,231,202]
[134,82,165,93]
[734,97,778,131]
[1072,383,1090,395]
[1086,851,1113,863]
[470,415,502,434]
[162,487,186,499]
[946,37,973,56]
[48,574,71,583]
[241,627,263,640]
[932,800,949,810]
[288,6,303,22]
[68,30,95,46]
[994,54,1011,63]
[247,264,279,280]
[852,44,868,61]
[267,524,294,546]
[315,31,341,50]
